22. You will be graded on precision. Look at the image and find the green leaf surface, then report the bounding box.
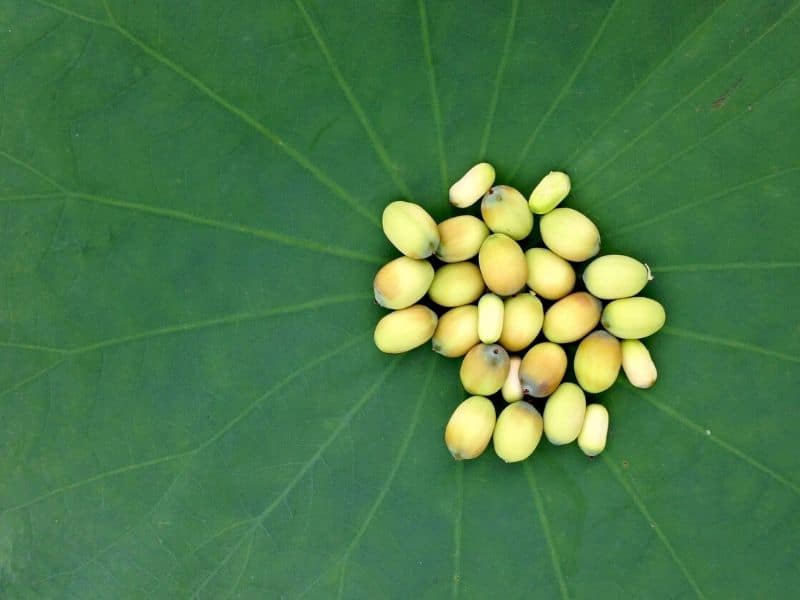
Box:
[1,0,799,597]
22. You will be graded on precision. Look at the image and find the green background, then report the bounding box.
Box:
[1,0,798,597]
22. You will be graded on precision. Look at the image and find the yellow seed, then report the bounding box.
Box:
[574,331,622,394]
[499,292,544,352]
[478,293,504,343]
[445,396,496,460]
[374,305,438,354]
[382,201,439,258]
[493,402,543,463]
[543,383,586,445]
[480,185,534,240]
[436,215,490,262]
[525,247,576,300]
[501,356,523,403]
[432,305,479,358]
[460,343,510,396]
[601,297,666,339]
[578,404,609,457]
[621,339,658,388]
[428,262,485,307]
[539,207,600,262]
[519,342,567,398]
[529,171,571,214]
[543,292,602,343]
[449,162,496,208]
[373,257,435,309]
[478,234,527,296]
[582,254,652,300]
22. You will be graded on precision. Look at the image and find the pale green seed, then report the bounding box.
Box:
[481,185,533,240]
[382,201,439,258]
[543,383,586,445]
[529,171,571,214]
[493,402,543,463]
[539,208,600,262]
[449,162,495,208]
[601,297,666,339]
[621,339,657,388]
[429,262,485,307]
[478,293,504,344]
[582,254,652,300]
[578,404,609,457]
[374,305,438,354]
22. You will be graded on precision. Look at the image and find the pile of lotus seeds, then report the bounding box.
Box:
[373,163,665,463]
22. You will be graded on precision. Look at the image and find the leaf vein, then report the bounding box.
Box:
[510,0,621,179]
[602,455,705,599]
[293,0,414,199]
[525,463,569,599]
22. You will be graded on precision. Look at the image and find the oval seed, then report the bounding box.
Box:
[621,339,658,388]
[519,342,567,398]
[373,257,434,309]
[480,185,533,240]
[499,292,544,352]
[445,396,496,460]
[601,297,666,339]
[478,234,527,296]
[543,383,586,445]
[539,207,600,262]
[436,215,490,262]
[574,331,622,394]
[582,254,652,300]
[429,262,485,307]
[478,293,504,344]
[578,404,609,457]
[501,356,523,403]
[529,171,571,214]
[374,305,438,354]
[449,162,495,208]
[493,402,544,463]
[542,291,602,344]
[460,343,510,396]
[382,201,439,258]
[432,305,479,358]
[525,247,576,300]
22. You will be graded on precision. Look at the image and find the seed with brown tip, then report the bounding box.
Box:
[460,343,510,396]
[519,342,567,398]
[382,201,440,258]
[481,185,533,240]
[431,305,479,358]
[445,396,496,460]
